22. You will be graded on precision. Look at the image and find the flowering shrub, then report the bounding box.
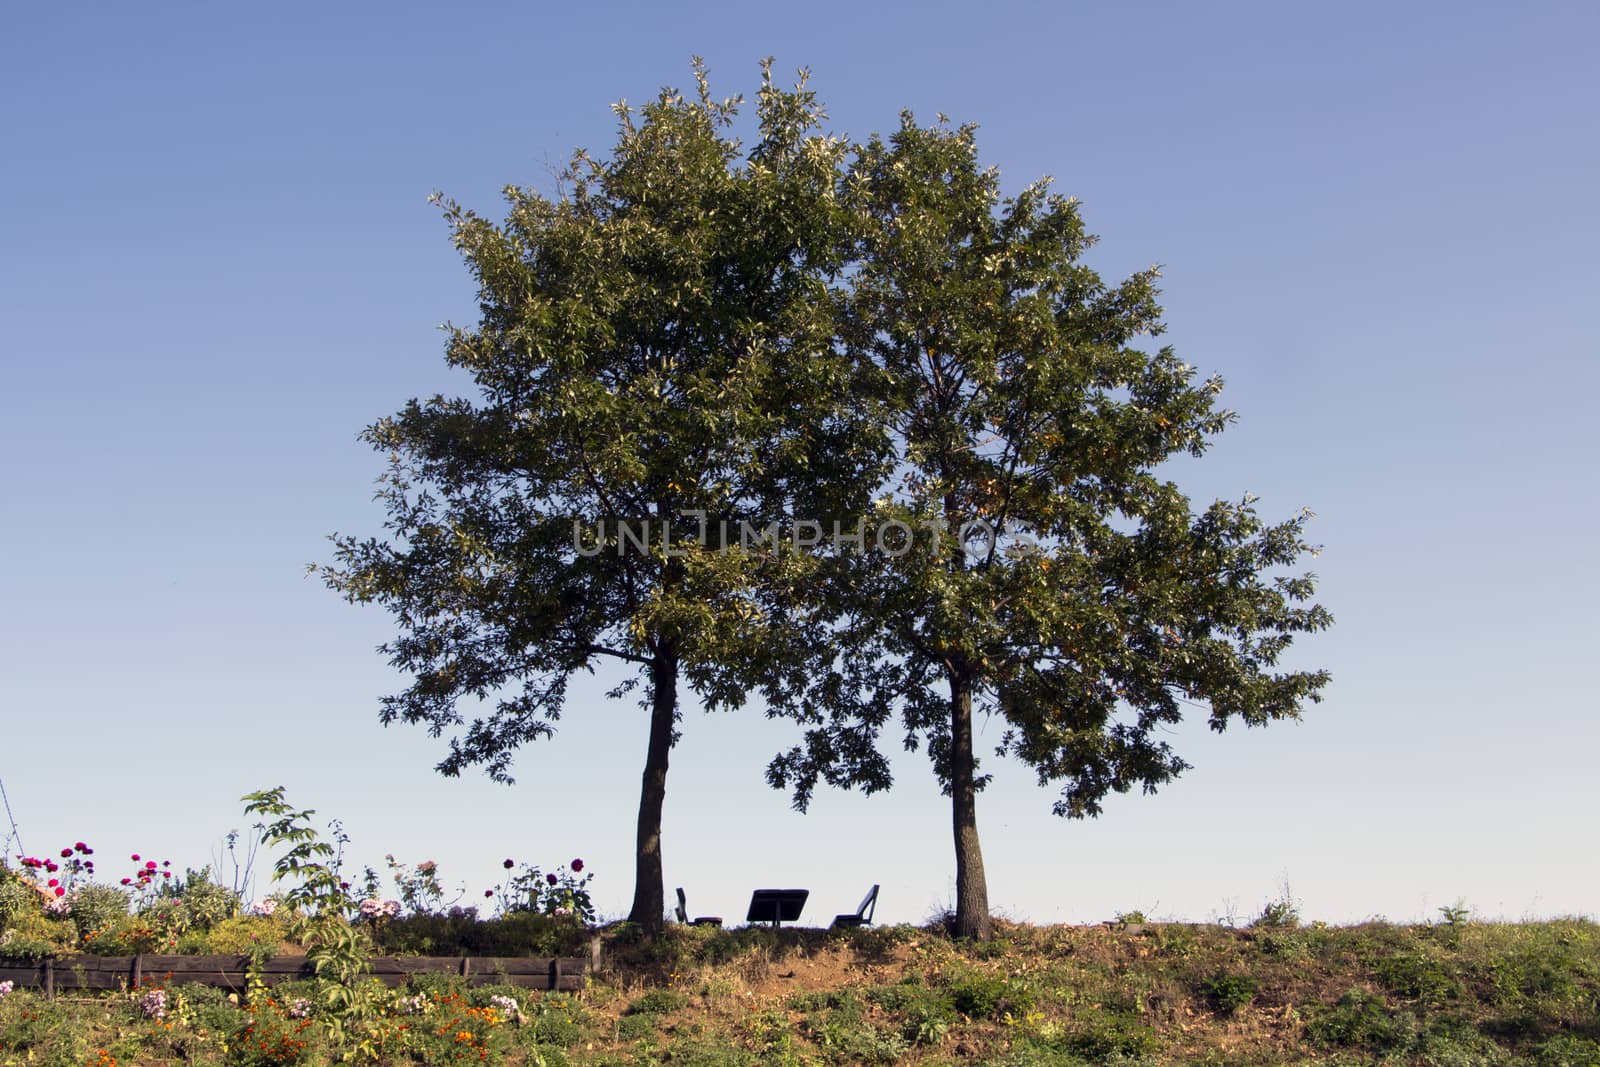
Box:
[369,855,461,916]
[138,988,167,1020]
[358,898,402,922]
[494,859,595,923]
[15,840,96,901]
[488,994,523,1024]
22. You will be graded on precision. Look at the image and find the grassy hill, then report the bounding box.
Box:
[2,917,1597,1064]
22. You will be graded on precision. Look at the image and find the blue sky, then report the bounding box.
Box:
[2,2,1596,928]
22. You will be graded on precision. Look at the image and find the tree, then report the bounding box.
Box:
[764,116,1332,940]
[322,61,878,937]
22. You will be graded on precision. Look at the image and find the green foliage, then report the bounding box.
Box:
[1200,971,1259,1015]
[240,787,348,917]
[167,866,240,929]
[944,970,1036,1020]
[321,58,881,934]
[865,980,956,1045]
[1054,1008,1162,1061]
[0,870,42,931]
[1375,952,1462,1004]
[627,988,690,1015]
[65,884,128,939]
[204,914,287,955]
[761,109,1332,943]
[375,909,591,958]
[1253,899,1301,930]
[1306,989,1420,1054]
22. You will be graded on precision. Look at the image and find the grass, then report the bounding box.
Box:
[2,917,1598,1064]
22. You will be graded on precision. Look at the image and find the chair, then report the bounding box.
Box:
[675,887,722,928]
[832,884,880,928]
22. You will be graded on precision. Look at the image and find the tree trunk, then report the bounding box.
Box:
[628,646,678,938]
[948,670,993,940]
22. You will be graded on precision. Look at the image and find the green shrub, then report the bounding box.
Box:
[866,982,956,1045]
[1057,1008,1160,1060]
[199,913,285,955]
[66,884,128,939]
[1200,971,1258,1015]
[1375,952,1461,1004]
[1306,989,1419,1054]
[173,867,239,929]
[617,1012,659,1040]
[627,988,689,1015]
[946,971,1035,1020]
[529,993,588,1047]
[0,909,76,959]
[1534,1033,1600,1067]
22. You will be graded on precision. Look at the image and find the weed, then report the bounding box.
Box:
[1200,971,1259,1015]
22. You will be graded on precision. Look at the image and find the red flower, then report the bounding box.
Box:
[570,859,584,873]
[54,886,65,897]
[120,878,132,886]
[61,848,73,858]
[44,861,59,873]
[546,874,558,885]
[131,854,140,861]
[145,861,157,869]
[48,879,59,888]
[74,842,87,852]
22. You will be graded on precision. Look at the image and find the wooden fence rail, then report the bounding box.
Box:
[0,954,585,997]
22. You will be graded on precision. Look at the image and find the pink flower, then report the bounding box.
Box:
[60,848,73,858]
[131,854,140,861]
[145,861,157,870]
[571,859,584,873]
[74,842,87,852]
[121,878,132,886]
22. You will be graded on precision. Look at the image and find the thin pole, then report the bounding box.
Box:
[0,771,23,858]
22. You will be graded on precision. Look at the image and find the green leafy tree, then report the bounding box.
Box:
[765,115,1332,940]
[322,61,879,937]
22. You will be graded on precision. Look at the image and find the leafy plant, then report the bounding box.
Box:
[1200,971,1258,1015]
[240,788,350,917]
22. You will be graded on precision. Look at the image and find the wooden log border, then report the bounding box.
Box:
[0,954,585,997]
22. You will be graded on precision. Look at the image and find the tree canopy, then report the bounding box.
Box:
[762,115,1332,940]
[323,61,882,936]
[326,67,1330,943]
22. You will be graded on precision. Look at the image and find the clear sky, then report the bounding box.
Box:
[2,2,1596,929]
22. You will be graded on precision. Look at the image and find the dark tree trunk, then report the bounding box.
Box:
[628,646,678,938]
[949,670,993,940]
